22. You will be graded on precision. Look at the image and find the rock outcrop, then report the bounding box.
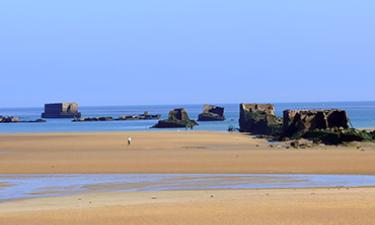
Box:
[117,112,161,121]
[73,112,161,122]
[239,104,282,135]
[283,109,350,138]
[42,103,81,119]
[198,105,225,121]
[237,104,372,145]
[0,116,20,123]
[153,108,198,128]
[280,109,374,144]
[304,128,374,145]
[73,117,113,122]
[0,116,46,123]
[31,119,46,123]
[288,139,314,149]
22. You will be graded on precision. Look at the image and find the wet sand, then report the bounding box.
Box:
[2,188,375,225]
[0,131,375,174]
[0,182,9,188]
[4,174,375,201]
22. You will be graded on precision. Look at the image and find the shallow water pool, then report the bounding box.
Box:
[1,174,375,201]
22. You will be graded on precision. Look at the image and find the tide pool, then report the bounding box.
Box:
[1,174,375,201]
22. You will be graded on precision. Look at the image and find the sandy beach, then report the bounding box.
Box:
[0,131,375,174]
[2,187,375,225]
[1,131,375,225]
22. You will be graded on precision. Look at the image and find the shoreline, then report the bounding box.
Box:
[0,127,373,135]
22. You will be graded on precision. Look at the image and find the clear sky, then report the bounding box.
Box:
[0,1,374,107]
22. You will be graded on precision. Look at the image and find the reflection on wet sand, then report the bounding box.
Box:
[2,174,375,202]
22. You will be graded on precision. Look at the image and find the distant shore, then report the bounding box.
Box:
[1,131,375,175]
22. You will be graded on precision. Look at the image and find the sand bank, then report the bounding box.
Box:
[1,187,375,225]
[0,131,375,174]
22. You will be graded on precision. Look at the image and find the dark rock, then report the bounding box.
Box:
[169,108,191,121]
[198,105,225,121]
[116,112,161,121]
[73,112,161,123]
[288,139,314,149]
[22,118,46,123]
[239,104,282,135]
[227,125,239,132]
[237,105,371,145]
[281,109,374,145]
[152,120,191,128]
[153,108,198,128]
[0,116,45,123]
[42,103,81,119]
[0,116,20,123]
[73,117,113,122]
[283,109,349,138]
[340,129,373,142]
[304,128,374,145]
[98,117,112,121]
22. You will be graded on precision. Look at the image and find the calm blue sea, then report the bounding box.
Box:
[0,102,374,133]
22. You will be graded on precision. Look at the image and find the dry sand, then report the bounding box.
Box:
[1,188,375,225]
[0,131,374,174]
[1,131,375,225]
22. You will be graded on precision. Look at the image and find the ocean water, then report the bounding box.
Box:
[0,102,374,133]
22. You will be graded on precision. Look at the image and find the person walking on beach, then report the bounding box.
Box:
[127,136,132,146]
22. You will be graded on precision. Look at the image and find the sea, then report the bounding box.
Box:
[0,102,374,133]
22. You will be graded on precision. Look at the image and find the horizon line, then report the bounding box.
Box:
[0,100,375,110]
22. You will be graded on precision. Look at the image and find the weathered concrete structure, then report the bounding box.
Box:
[41,103,81,118]
[283,109,350,138]
[198,105,225,121]
[238,103,373,144]
[153,108,198,128]
[239,104,282,135]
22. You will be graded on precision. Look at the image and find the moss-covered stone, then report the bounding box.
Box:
[153,108,198,129]
[198,105,225,121]
[238,105,373,145]
[283,109,349,139]
[304,128,374,145]
[239,104,282,135]
[371,130,375,140]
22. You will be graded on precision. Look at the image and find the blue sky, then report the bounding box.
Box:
[0,1,374,107]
